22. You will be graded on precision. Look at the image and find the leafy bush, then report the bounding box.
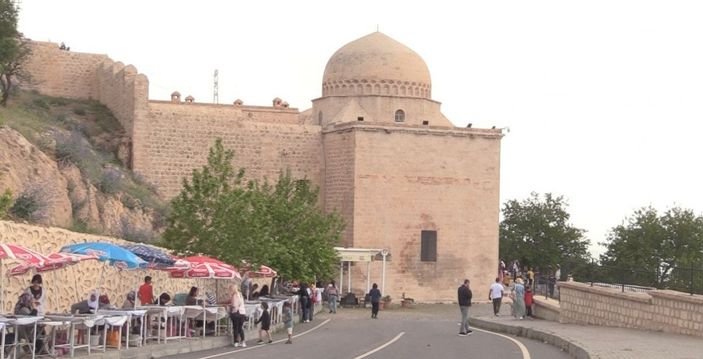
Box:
[48,97,68,106]
[99,168,122,194]
[120,217,155,243]
[10,189,43,221]
[0,189,12,219]
[72,107,86,116]
[69,219,100,235]
[31,98,49,110]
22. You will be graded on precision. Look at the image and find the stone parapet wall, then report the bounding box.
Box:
[133,104,323,199]
[21,41,148,138]
[21,41,108,99]
[95,61,149,136]
[0,221,222,313]
[148,101,302,125]
[559,281,703,337]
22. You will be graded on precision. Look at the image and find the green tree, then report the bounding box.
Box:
[0,0,30,106]
[163,139,343,282]
[245,172,343,281]
[599,206,703,289]
[162,138,246,256]
[499,192,591,274]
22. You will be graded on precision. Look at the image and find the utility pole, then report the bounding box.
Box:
[213,69,219,104]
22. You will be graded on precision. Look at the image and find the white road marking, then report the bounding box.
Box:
[351,332,405,359]
[472,328,531,359]
[196,319,331,359]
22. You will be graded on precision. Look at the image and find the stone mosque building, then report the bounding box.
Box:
[23,32,503,302]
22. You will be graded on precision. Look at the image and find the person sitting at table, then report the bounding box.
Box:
[71,291,99,314]
[26,274,46,316]
[14,292,46,354]
[259,285,269,297]
[122,291,136,309]
[185,287,200,305]
[156,292,171,306]
[99,294,115,310]
[250,284,260,299]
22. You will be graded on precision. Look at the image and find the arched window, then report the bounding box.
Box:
[394,109,405,122]
[318,111,323,124]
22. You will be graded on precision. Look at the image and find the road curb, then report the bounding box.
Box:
[471,317,591,359]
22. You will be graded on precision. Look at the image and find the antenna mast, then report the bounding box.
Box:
[213,69,219,104]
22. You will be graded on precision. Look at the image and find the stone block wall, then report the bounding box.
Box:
[344,124,502,302]
[95,61,149,136]
[132,102,323,199]
[0,221,222,314]
[559,281,703,337]
[321,127,356,246]
[22,41,108,99]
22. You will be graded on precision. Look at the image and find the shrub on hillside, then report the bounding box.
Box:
[99,168,122,194]
[0,188,12,219]
[72,107,86,116]
[120,217,156,243]
[10,188,45,221]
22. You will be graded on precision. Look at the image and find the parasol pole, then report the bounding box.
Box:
[96,261,107,298]
[1,259,4,313]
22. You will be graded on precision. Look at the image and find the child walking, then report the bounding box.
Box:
[525,285,534,318]
[283,301,294,344]
[255,302,273,344]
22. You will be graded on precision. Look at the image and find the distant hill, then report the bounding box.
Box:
[0,90,167,242]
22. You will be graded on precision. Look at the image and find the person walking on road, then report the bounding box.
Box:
[368,283,382,319]
[489,277,504,316]
[458,279,473,336]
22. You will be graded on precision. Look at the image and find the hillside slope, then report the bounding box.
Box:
[0,91,167,242]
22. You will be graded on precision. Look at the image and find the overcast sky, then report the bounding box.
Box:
[18,1,703,257]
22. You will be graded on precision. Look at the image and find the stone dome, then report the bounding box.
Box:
[322,32,432,99]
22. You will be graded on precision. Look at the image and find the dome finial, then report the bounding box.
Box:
[376,24,379,32]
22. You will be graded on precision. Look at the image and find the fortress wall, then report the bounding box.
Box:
[94,60,149,136]
[321,129,356,246]
[21,41,108,99]
[344,125,502,302]
[22,41,148,137]
[133,102,322,199]
[147,101,302,125]
[0,221,218,313]
[559,281,703,337]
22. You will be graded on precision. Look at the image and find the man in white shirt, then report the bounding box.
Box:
[488,277,505,316]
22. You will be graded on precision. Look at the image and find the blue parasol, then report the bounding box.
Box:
[60,242,147,270]
[121,244,176,268]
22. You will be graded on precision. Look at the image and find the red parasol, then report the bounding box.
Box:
[8,252,98,276]
[167,256,240,280]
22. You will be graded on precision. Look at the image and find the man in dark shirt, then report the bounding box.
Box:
[457,279,473,336]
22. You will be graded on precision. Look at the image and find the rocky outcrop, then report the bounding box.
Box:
[0,126,160,241]
[0,126,72,227]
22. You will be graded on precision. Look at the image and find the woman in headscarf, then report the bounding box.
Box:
[122,291,136,309]
[512,277,526,319]
[70,290,99,314]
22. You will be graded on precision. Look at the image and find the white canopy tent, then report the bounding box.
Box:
[334,247,390,295]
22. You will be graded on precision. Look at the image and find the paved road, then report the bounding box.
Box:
[162,305,569,359]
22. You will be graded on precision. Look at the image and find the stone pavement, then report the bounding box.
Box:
[471,301,703,359]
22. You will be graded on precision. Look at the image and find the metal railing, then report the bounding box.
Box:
[557,261,703,297]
